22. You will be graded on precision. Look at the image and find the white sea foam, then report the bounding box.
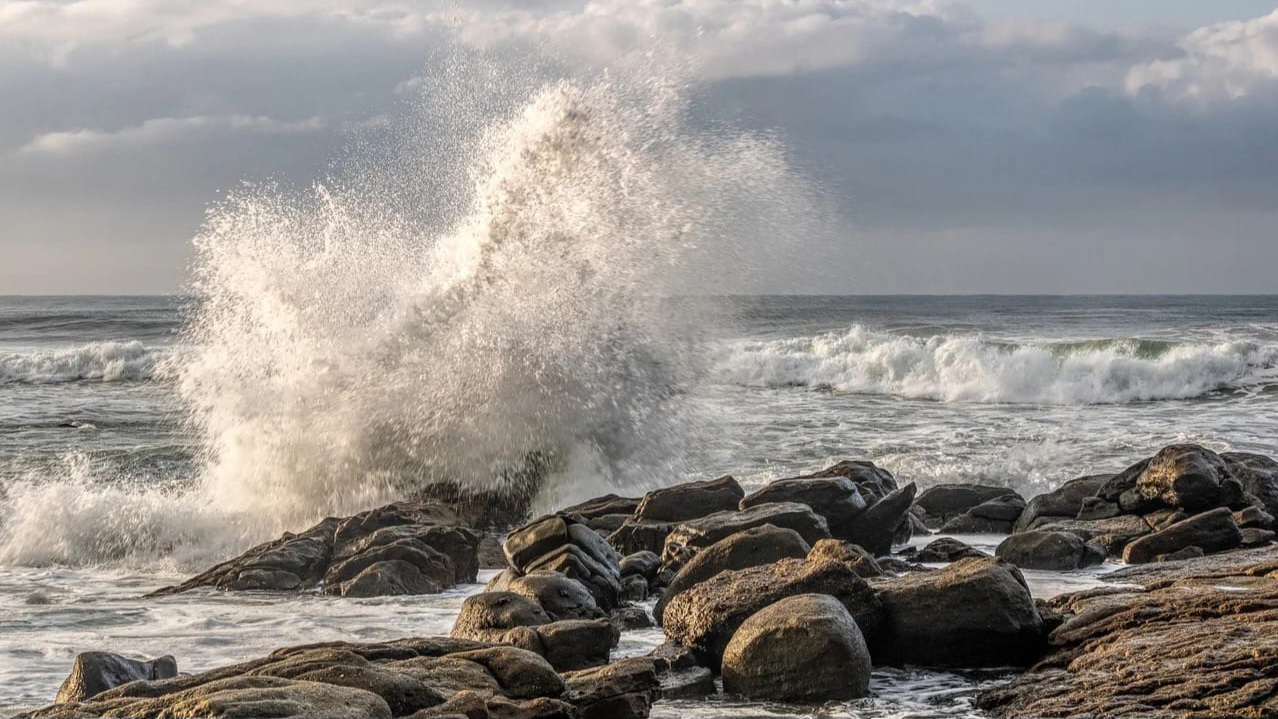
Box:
[0,341,163,384]
[0,53,822,566]
[713,325,1278,405]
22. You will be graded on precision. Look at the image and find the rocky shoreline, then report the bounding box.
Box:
[19,443,1278,718]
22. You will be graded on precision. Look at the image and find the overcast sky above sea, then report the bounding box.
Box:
[2,0,1277,294]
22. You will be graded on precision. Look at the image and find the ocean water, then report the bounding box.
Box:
[2,293,1275,714]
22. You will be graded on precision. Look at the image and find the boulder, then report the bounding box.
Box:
[606,521,673,556]
[1096,458,1154,503]
[1076,497,1120,521]
[721,594,872,702]
[535,619,615,672]
[844,482,918,556]
[1222,452,1278,518]
[504,516,573,573]
[801,460,898,501]
[633,475,744,523]
[1137,445,1242,512]
[874,557,1044,667]
[660,502,829,569]
[996,531,1105,571]
[292,664,445,715]
[807,539,884,578]
[55,651,179,703]
[1033,515,1151,555]
[1234,506,1276,530]
[446,647,563,700]
[617,551,660,581]
[562,658,660,719]
[655,524,812,624]
[1016,474,1113,532]
[452,593,551,641]
[662,557,883,668]
[914,537,988,564]
[336,560,444,598]
[560,495,641,522]
[1122,507,1244,564]
[939,494,1025,535]
[502,572,602,622]
[915,484,1017,525]
[739,477,868,538]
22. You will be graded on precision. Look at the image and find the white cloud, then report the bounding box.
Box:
[19,114,324,156]
[1126,9,1278,102]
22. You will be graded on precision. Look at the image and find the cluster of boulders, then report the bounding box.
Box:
[911,444,1278,570]
[26,444,1278,718]
[150,501,493,598]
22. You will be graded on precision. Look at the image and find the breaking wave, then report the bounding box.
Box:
[713,325,1278,405]
[0,341,164,384]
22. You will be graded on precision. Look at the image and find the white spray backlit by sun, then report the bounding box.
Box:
[172,56,818,540]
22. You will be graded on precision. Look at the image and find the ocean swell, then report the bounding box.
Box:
[0,341,164,384]
[713,325,1278,405]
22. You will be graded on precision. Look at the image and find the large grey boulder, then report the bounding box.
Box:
[660,502,829,569]
[654,524,811,624]
[916,484,1017,525]
[1222,452,1278,518]
[1016,474,1113,532]
[1122,507,1244,564]
[996,531,1105,571]
[874,557,1045,667]
[562,657,660,719]
[1136,445,1243,512]
[55,651,179,703]
[721,594,872,702]
[801,460,898,501]
[662,556,883,668]
[633,475,744,524]
[844,482,918,556]
[491,571,602,622]
[739,477,868,538]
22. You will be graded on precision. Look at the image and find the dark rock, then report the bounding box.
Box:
[620,575,647,602]
[609,605,654,631]
[662,556,883,668]
[657,665,715,700]
[562,657,660,719]
[1234,505,1276,530]
[660,502,829,569]
[477,535,506,570]
[938,514,1012,534]
[634,475,744,524]
[561,494,641,522]
[452,593,551,641]
[407,689,489,718]
[1144,508,1190,531]
[739,476,868,538]
[996,531,1105,571]
[1122,507,1243,564]
[1242,528,1276,546]
[655,524,812,624]
[1016,474,1112,532]
[968,494,1027,521]
[915,484,1017,524]
[618,551,660,581]
[337,560,444,598]
[1096,458,1153,503]
[446,647,563,700]
[1034,515,1151,554]
[914,537,989,563]
[504,516,573,573]
[1222,452,1278,518]
[586,514,629,536]
[874,557,1044,667]
[845,482,918,556]
[503,572,602,622]
[802,460,898,501]
[721,594,872,702]
[807,538,884,577]
[1137,445,1240,512]
[536,619,615,672]
[524,543,622,611]
[55,652,178,703]
[1076,496,1120,521]
[606,521,673,556]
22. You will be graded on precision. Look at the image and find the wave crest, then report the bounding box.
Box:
[713,325,1278,405]
[0,341,163,384]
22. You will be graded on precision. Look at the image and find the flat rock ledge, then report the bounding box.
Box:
[977,544,1278,718]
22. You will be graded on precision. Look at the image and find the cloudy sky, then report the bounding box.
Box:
[2,0,1276,294]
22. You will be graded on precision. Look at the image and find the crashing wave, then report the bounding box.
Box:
[712,325,1278,405]
[0,341,164,384]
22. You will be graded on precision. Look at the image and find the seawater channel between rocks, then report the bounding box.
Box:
[1,538,1119,718]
